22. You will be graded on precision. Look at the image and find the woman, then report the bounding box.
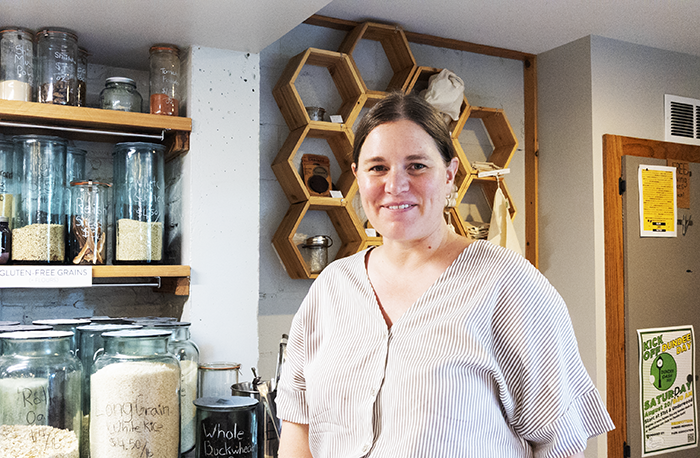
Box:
[276,92,613,457]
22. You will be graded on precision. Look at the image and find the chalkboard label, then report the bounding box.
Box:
[194,396,258,458]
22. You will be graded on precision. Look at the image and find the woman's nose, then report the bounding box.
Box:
[384,169,409,194]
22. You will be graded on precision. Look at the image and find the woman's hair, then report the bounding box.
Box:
[352,91,456,165]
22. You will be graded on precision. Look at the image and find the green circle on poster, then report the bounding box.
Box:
[651,353,677,390]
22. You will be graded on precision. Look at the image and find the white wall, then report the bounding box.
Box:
[183,46,261,374]
[538,35,700,458]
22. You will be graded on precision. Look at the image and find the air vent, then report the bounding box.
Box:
[665,94,700,146]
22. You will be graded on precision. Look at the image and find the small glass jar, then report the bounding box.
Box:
[68,181,111,265]
[302,235,333,274]
[0,27,34,101]
[112,142,165,264]
[194,397,258,458]
[154,321,200,453]
[35,28,79,105]
[149,44,180,116]
[0,330,82,457]
[198,362,241,398]
[99,77,142,112]
[90,329,180,458]
[76,47,88,107]
[0,140,15,221]
[12,135,67,263]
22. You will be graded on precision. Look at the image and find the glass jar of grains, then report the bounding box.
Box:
[0,330,82,458]
[0,27,34,101]
[89,329,180,458]
[112,142,165,264]
[154,321,200,454]
[99,77,142,112]
[12,135,67,263]
[35,28,79,105]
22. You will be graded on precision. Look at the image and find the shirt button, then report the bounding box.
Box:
[362,443,371,453]
[370,388,377,397]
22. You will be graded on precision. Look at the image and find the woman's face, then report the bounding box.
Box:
[352,119,458,243]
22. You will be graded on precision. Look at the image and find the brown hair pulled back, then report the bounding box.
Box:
[352,91,456,165]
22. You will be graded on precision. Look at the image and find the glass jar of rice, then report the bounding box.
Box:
[112,142,165,264]
[0,330,82,458]
[89,328,180,458]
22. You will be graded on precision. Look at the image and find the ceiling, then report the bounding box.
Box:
[4,0,700,69]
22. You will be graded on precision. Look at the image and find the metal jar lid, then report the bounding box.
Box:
[303,235,333,248]
[105,76,136,87]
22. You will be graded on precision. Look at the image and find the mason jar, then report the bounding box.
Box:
[0,330,82,457]
[0,139,16,222]
[76,47,88,107]
[12,135,67,263]
[68,181,110,265]
[112,142,165,264]
[149,44,180,116]
[0,27,34,101]
[154,321,200,453]
[36,28,78,105]
[90,329,180,458]
[99,77,142,112]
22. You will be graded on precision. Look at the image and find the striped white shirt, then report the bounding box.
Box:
[276,240,614,457]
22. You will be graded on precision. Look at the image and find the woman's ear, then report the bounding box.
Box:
[352,163,358,178]
[446,157,459,185]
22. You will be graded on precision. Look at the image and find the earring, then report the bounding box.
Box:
[445,184,458,208]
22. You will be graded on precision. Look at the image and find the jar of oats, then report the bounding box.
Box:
[0,330,82,458]
[90,329,180,458]
[12,135,67,263]
[112,142,165,264]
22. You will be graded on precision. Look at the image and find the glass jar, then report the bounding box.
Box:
[194,397,258,458]
[302,235,333,274]
[149,44,180,116]
[0,330,82,457]
[32,318,90,354]
[0,27,34,101]
[112,142,165,264]
[64,146,87,238]
[89,329,180,458]
[198,362,241,398]
[0,139,15,221]
[155,321,200,453]
[36,28,79,105]
[0,216,11,264]
[68,181,110,265]
[76,47,88,107]
[12,135,67,263]
[99,77,142,112]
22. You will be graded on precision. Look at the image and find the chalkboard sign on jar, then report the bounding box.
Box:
[0,330,82,458]
[194,397,258,458]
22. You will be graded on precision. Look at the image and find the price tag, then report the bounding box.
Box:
[0,266,92,288]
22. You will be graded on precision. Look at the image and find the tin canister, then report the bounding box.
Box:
[232,381,279,458]
[194,396,258,458]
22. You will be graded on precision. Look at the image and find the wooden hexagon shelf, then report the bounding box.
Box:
[467,106,518,169]
[273,47,365,132]
[338,21,417,95]
[272,199,365,279]
[272,123,356,204]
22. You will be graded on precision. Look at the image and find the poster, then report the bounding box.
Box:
[638,326,697,456]
[639,165,677,237]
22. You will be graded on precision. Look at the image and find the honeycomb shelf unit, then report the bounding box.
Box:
[272,21,520,279]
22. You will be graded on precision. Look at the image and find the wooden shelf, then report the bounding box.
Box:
[0,100,192,161]
[93,265,191,296]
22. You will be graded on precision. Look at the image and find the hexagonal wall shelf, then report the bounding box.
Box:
[273,47,365,132]
[467,106,518,169]
[272,123,356,204]
[338,21,417,95]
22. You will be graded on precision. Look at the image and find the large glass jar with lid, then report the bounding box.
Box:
[149,44,180,116]
[112,142,165,264]
[100,77,142,112]
[64,146,86,244]
[32,318,91,354]
[68,181,111,265]
[0,27,34,101]
[35,28,79,105]
[89,329,180,458]
[0,330,82,458]
[76,47,88,107]
[154,321,199,453]
[12,135,67,263]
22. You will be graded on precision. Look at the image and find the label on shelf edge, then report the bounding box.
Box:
[0,266,92,288]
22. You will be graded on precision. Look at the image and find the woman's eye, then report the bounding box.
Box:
[369,165,387,172]
[410,163,427,170]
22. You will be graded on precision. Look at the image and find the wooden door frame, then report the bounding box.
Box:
[603,134,700,457]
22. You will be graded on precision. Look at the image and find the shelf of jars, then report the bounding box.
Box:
[0,99,192,161]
